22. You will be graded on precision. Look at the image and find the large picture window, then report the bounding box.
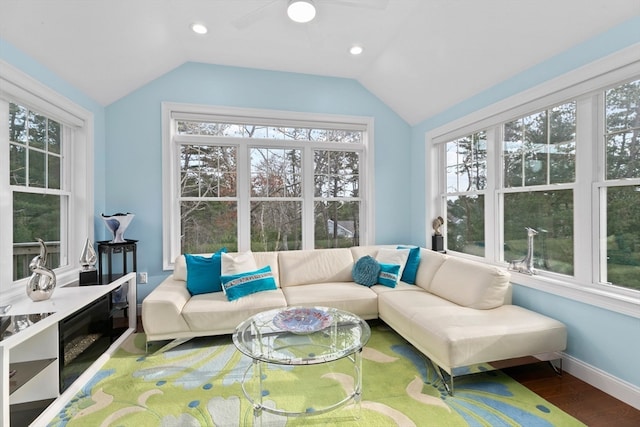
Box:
[432,69,640,298]
[163,104,372,268]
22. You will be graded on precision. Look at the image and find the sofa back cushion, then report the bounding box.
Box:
[349,245,395,260]
[429,257,511,309]
[253,251,281,288]
[174,254,199,282]
[279,248,354,287]
[414,249,447,291]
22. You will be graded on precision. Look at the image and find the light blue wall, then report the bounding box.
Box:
[409,16,640,389]
[104,62,412,298]
[2,14,639,392]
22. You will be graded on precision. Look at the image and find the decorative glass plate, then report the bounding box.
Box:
[273,307,333,334]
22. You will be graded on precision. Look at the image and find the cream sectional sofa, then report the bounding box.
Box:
[142,245,567,392]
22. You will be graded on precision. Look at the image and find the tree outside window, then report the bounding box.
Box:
[604,79,640,290]
[9,103,65,280]
[445,132,486,256]
[171,116,366,257]
[503,103,576,275]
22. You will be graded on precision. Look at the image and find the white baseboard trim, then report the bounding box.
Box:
[563,353,640,410]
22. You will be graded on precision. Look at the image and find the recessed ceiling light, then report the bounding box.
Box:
[191,23,208,35]
[287,0,316,23]
[349,45,364,55]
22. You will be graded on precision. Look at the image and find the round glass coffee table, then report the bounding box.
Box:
[232,306,371,423]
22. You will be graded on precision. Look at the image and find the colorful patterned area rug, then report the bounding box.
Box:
[48,323,584,426]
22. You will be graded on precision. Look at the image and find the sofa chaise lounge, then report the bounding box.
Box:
[142,245,567,392]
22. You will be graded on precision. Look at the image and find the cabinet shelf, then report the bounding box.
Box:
[9,358,56,395]
[2,274,137,426]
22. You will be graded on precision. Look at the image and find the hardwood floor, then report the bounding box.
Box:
[503,362,640,426]
[125,316,639,426]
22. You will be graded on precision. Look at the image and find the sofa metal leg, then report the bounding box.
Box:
[146,337,192,355]
[548,358,563,376]
[437,366,454,396]
[427,358,454,396]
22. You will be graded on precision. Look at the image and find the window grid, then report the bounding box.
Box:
[435,76,639,293]
[8,102,69,280]
[165,108,370,263]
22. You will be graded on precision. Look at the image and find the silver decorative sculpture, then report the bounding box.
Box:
[509,227,538,275]
[26,238,57,301]
[101,213,135,243]
[79,238,99,285]
[79,238,97,270]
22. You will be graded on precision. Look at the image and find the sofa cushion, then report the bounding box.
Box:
[221,265,277,301]
[184,249,227,295]
[181,289,287,334]
[397,245,421,284]
[352,255,380,287]
[378,288,455,337]
[222,251,258,275]
[278,248,354,287]
[349,245,395,260]
[407,304,567,370]
[414,249,447,291]
[377,263,401,288]
[376,247,410,280]
[429,257,510,309]
[281,282,378,320]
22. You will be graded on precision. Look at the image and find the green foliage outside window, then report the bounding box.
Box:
[9,102,63,280]
[177,122,363,254]
[604,79,640,290]
[504,190,574,275]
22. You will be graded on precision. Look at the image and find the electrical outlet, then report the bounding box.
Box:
[138,272,148,284]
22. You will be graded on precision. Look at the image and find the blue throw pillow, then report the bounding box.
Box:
[398,245,421,284]
[185,248,227,296]
[220,265,278,301]
[377,263,401,288]
[352,255,381,287]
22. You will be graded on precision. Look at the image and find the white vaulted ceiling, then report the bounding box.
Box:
[0,0,638,124]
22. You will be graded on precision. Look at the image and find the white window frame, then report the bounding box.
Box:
[162,102,375,270]
[0,60,94,300]
[426,45,640,318]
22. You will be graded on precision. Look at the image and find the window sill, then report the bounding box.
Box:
[506,270,640,319]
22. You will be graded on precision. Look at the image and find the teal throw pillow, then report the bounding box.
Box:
[377,263,401,288]
[220,265,277,301]
[398,245,421,284]
[352,255,381,287]
[185,248,227,296]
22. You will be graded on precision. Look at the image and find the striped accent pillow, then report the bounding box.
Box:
[220,265,277,301]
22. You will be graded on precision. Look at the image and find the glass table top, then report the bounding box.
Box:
[233,306,371,365]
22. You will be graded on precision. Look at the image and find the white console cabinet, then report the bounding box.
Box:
[0,273,136,426]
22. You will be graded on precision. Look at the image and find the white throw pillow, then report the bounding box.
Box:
[376,248,410,281]
[221,251,258,275]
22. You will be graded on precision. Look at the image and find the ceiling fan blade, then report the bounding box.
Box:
[325,0,389,9]
[232,0,281,30]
